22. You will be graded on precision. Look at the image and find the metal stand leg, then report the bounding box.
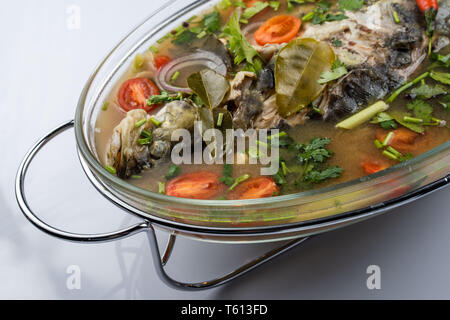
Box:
[145,224,310,290]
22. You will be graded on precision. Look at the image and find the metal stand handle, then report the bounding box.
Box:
[15,119,310,290]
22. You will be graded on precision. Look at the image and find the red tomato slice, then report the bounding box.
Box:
[154,55,171,70]
[228,177,279,200]
[362,161,389,175]
[166,171,225,200]
[254,15,301,45]
[118,77,160,113]
[376,128,420,153]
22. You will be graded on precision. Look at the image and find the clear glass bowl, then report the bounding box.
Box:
[74,0,450,241]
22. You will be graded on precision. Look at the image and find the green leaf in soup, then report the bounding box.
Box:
[275,38,335,117]
[187,68,230,109]
[430,71,450,85]
[213,108,233,133]
[389,111,425,134]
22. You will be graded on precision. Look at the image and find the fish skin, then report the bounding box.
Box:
[301,0,428,120]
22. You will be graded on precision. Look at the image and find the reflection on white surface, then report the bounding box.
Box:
[0,0,449,299]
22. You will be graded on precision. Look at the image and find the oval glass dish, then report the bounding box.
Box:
[19,0,450,244]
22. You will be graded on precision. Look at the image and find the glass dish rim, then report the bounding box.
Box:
[74,0,450,209]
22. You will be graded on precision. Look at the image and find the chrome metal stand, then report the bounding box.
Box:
[15,120,310,290]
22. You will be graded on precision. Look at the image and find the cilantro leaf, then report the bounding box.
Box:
[410,83,447,99]
[202,11,221,33]
[318,60,348,84]
[430,52,450,68]
[370,112,398,129]
[338,0,364,11]
[240,1,269,23]
[406,99,434,122]
[219,163,234,186]
[303,166,343,183]
[296,137,333,164]
[222,12,262,72]
[325,13,348,22]
[430,71,450,85]
[332,38,343,47]
[165,164,181,180]
[389,111,425,134]
[439,95,450,110]
[171,29,197,45]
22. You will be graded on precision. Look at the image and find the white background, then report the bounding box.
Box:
[0,0,449,299]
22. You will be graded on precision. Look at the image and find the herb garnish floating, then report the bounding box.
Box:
[370,112,398,130]
[240,1,269,23]
[287,0,315,11]
[219,163,234,186]
[302,0,348,25]
[159,10,221,45]
[429,52,450,69]
[273,136,343,187]
[165,164,181,180]
[430,71,450,85]
[439,95,450,110]
[222,12,262,73]
[147,91,183,105]
[410,82,446,99]
[338,0,364,11]
[318,60,348,84]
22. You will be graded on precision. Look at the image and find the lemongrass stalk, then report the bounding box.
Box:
[336,101,389,130]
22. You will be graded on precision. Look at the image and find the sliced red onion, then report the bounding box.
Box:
[156,50,227,93]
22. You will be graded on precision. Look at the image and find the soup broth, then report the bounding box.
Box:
[95,0,450,199]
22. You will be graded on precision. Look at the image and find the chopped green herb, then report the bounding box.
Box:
[406,99,434,123]
[410,83,446,99]
[296,137,333,164]
[219,163,234,186]
[102,101,109,111]
[403,116,423,124]
[149,45,159,53]
[202,10,221,33]
[318,60,348,84]
[141,129,152,138]
[382,131,394,146]
[303,166,343,183]
[135,118,147,128]
[222,12,262,73]
[269,1,280,11]
[134,53,145,69]
[219,0,233,10]
[430,71,450,85]
[429,52,450,68]
[240,1,269,23]
[158,182,166,194]
[386,146,403,158]
[147,90,183,105]
[331,38,342,47]
[150,117,161,127]
[217,112,224,127]
[438,95,450,110]
[165,164,181,180]
[171,71,180,83]
[229,174,250,191]
[382,150,398,161]
[374,139,383,149]
[386,72,429,103]
[105,165,116,175]
[392,9,400,23]
[338,0,364,11]
[138,137,152,145]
